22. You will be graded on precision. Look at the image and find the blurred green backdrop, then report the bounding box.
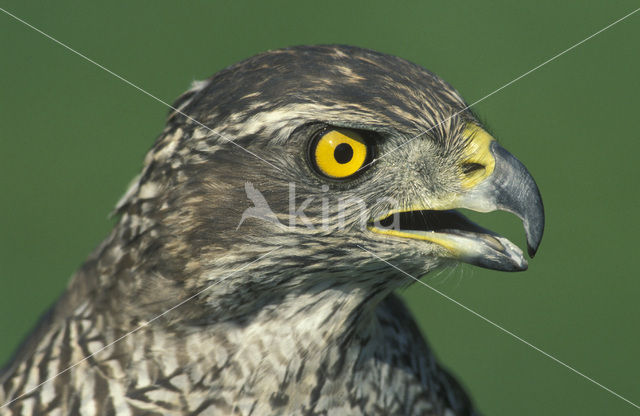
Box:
[1,1,639,414]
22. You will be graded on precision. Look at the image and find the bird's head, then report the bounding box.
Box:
[114,45,544,316]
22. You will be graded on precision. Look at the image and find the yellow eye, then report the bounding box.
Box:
[311,129,370,179]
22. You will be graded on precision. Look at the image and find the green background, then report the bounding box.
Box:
[1,1,639,414]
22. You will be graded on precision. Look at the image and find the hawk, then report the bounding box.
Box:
[0,45,544,415]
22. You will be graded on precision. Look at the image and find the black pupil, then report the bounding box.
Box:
[334,143,354,164]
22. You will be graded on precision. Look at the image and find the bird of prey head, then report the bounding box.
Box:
[112,45,543,321]
[2,44,545,415]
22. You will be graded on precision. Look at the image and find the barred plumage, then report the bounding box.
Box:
[1,45,543,415]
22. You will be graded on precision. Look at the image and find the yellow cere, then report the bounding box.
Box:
[314,129,368,178]
[460,124,496,189]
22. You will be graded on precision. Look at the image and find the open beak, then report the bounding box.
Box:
[368,131,544,272]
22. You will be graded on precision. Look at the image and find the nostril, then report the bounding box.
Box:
[461,162,485,175]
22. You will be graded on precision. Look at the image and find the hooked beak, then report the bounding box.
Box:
[368,127,544,272]
[458,140,545,258]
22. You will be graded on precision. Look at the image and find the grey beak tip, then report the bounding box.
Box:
[525,224,543,258]
[525,211,544,258]
[490,141,545,261]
